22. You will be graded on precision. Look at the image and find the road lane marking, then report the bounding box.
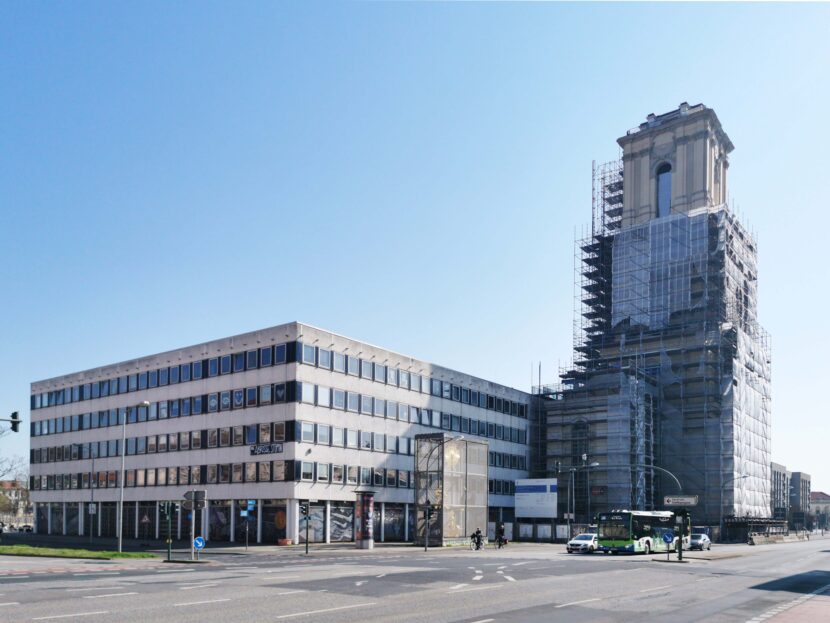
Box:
[156,569,194,573]
[450,586,490,594]
[512,561,531,566]
[82,593,138,599]
[32,610,109,621]
[640,584,672,593]
[174,599,231,607]
[355,581,368,586]
[469,619,494,623]
[179,584,219,590]
[473,576,483,581]
[274,591,306,596]
[0,602,20,606]
[449,584,468,590]
[32,612,109,621]
[66,587,128,592]
[72,573,120,577]
[376,574,386,578]
[556,598,601,608]
[276,603,376,619]
[503,575,516,582]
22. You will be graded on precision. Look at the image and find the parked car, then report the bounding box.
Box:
[689,533,711,550]
[567,533,598,553]
[19,525,33,533]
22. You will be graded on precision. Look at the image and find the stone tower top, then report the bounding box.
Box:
[616,103,733,228]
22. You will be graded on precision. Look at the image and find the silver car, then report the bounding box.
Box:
[689,533,711,550]
[566,533,598,554]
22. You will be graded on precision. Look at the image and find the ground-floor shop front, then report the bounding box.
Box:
[33,499,424,545]
[34,500,517,546]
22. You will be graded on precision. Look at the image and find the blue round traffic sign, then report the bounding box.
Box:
[662,532,674,544]
[194,536,205,550]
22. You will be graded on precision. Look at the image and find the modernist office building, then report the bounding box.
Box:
[28,322,531,544]
[538,103,772,528]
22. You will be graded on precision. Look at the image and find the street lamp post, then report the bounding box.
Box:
[118,400,149,553]
[422,435,464,552]
[567,461,600,537]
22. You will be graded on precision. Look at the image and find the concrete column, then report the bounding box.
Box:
[380,502,385,542]
[78,502,85,536]
[287,499,299,544]
[134,502,140,539]
[230,501,236,543]
[257,500,263,544]
[155,502,160,540]
[47,502,52,535]
[325,500,331,543]
[404,503,410,542]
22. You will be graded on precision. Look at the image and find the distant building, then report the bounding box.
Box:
[790,472,811,529]
[810,491,829,530]
[0,480,30,520]
[537,104,772,527]
[770,462,790,520]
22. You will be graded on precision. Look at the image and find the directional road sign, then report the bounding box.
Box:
[662,531,674,544]
[193,536,205,550]
[664,495,698,506]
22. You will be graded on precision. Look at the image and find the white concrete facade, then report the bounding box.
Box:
[29,322,531,544]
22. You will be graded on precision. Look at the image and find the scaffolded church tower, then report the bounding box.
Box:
[540,103,771,527]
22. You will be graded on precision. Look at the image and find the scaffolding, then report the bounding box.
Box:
[538,160,772,526]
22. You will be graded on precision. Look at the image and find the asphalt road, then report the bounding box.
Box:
[1,538,828,622]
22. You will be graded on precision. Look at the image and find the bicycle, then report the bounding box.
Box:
[469,536,484,551]
[492,535,507,549]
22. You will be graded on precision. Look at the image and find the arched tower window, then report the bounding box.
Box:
[656,162,672,218]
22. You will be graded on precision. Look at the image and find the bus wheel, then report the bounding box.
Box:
[644,542,651,555]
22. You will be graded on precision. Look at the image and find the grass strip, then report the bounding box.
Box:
[0,544,156,559]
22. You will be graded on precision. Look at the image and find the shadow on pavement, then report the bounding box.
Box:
[751,570,830,595]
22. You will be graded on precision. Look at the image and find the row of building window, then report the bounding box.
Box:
[297,342,528,418]
[490,479,516,496]
[32,383,528,446]
[31,344,295,410]
[30,461,416,491]
[31,420,528,472]
[32,467,514,495]
[32,341,529,421]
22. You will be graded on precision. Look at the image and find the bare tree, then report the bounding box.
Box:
[0,427,26,483]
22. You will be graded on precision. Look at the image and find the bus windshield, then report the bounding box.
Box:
[598,514,630,539]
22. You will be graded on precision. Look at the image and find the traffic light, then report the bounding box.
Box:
[10,412,20,433]
[160,501,171,518]
[300,502,309,516]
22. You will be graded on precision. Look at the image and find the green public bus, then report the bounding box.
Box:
[597,510,691,554]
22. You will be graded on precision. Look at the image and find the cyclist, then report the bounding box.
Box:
[471,527,483,550]
[496,522,506,548]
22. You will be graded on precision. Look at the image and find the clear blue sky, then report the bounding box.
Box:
[2,3,828,490]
